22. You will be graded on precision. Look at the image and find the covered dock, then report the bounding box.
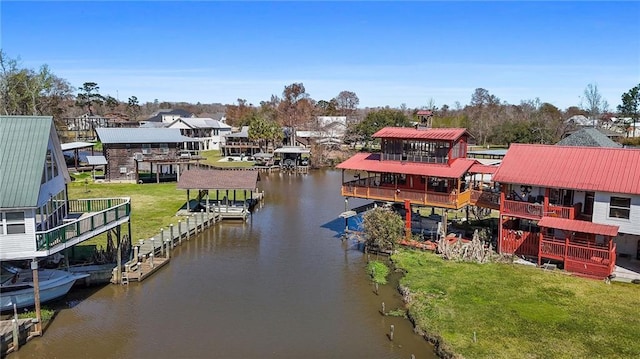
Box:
[176,169,262,220]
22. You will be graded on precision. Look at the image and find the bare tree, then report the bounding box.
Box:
[581,83,608,127]
[334,90,359,117]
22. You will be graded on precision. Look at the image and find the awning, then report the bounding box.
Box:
[61,141,95,151]
[86,155,108,166]
[537,217,619,237]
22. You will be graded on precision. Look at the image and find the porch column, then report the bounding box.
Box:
[31,259,42,335]
[404,200,411,241]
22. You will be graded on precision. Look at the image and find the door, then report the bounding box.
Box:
[584,192,595,216]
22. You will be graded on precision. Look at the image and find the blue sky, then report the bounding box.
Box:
[2,1,639,110]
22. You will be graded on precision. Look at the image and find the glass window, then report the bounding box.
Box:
[609,197,631,219]
[2,211,26,235]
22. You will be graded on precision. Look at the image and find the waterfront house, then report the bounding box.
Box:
[166,117,232,151]
[0,116,131,261]
[493,144,640,278]
[95,127,201,183]
[336,127,497,211]
[221,126,262,157]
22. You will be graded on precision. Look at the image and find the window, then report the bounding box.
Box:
[1,211,26,235]
[609,196,631,219]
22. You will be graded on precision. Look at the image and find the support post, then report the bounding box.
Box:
[160,229,165,257]
[116,226,122,284]
[150,238,155,268]
[186,216,191,239]
[31,259,42,335]
[166,239,171,259]
[170,224,175,245]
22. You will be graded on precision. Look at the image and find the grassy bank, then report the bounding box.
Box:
[200,150,256,168]
[392,250,640,358]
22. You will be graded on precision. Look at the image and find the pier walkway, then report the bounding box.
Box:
[1,318,33,356]
[122,211,219,283]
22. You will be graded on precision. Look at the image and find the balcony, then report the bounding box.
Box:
[470,189,500,210]
[341,180,469,209]
[502,199,581,220]
[36,198,131,253]
[502,199,544,219]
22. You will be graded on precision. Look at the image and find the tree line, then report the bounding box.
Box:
[1,50,638,147]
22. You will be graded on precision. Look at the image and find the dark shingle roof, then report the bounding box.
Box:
[556,128,622,148]
[177,169,259,190]
[144,109,193,122]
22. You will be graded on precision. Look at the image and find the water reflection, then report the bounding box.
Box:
[12,170,435,359]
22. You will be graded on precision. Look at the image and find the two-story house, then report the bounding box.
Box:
[493,144,640,278]
[0,116,131,262]
[95,128,201,183]
[221,126,262,157]
[166,117,232,151]
[336,127,497,220]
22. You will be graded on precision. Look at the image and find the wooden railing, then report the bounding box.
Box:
[470,190,500,209]
[500,230,539,256]
[539,236,616,278]
[502,199,544,219]
[548,203,581,220]
[36,198,131,251]
[341,180,469,209]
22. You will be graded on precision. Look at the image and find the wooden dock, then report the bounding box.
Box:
[122,211,220,283]
[0,318,34,356]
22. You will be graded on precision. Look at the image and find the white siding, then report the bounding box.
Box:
[593,192,640,235]
[0,208,38,260]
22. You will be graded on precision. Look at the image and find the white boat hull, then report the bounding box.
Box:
[1,269,89,312]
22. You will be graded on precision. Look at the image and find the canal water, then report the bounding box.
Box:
[11,170,436,359]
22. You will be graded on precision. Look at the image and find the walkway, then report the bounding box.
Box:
[123,211,219,282]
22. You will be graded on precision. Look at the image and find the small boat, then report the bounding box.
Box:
[66,263,117,286]
[0,264,89,312]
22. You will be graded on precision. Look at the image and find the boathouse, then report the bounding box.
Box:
[493,144,640,278]
[176,169,261,219]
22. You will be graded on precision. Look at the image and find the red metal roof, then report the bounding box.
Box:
[373,127,469,141]
[493,144,640,195]
[336,153,475,178]
[416,110,433,116]
[537,217,619,237]
[469,163,498,174]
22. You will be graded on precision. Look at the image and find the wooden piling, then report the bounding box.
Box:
[381,302,385,315]
[389,325,394,341]
[177,220,182,244]
[170,224,175,245]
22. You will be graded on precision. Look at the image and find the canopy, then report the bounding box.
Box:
[537,217,619,237]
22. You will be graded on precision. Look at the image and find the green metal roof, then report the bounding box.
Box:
[0,116,53,208]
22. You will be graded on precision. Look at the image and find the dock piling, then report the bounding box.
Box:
[389,325,394,341]
[170,224,175,245]
[177,221,182,244]
[186,216,191,240]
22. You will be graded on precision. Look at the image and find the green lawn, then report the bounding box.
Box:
[67,180,190,249]
[67,176,254,250]
[200,150,256,168]
[392,250,640,358]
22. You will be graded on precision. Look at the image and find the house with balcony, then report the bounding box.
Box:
[166,117,232,151]
[336,127,498,213]
[95,128,201,183]
[221,126,263,157]
[493,144,640,279]
[0,116,131,262]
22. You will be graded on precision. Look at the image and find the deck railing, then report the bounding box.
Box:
[341,180,468,208]
[502,199,544,219]
[500,229,539,256]
[539,236,616,278]
[470,190,500,209]
[36,198,131,251]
